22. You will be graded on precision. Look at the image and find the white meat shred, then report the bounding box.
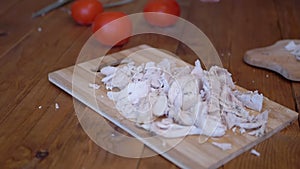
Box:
[285,40,300,61]
[250,149,260,157]
[212,142,232,151]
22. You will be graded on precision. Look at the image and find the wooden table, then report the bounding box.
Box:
[0,0,299,168]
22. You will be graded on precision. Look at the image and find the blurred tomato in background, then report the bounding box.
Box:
[71,0,103,25]
[92,12,132,46]
[143,0,180,27]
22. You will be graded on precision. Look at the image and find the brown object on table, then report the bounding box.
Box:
[48,45,298,169]
[0,0,299,169]
[244,40,300,82]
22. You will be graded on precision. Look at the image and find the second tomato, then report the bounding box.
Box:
[92,12,132,46]
[143,0,180,27]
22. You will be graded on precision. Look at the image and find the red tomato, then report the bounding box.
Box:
[143,0,180,27]
[71,0,103,25]
[92,12,132,46]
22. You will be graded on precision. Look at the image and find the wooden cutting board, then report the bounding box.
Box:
[48,45,298,169]
[244,40,300,81]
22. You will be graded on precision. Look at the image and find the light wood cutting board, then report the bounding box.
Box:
[48,45,298,169]
[244,40,300,81]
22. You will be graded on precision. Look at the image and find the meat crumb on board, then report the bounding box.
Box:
[212,142,232,151]
[100,58,268,141]
[89,83,100,89]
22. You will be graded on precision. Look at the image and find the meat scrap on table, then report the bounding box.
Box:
[100,58,268,140]
[285,40,300,61]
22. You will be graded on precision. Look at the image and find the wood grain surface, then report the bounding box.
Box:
[0,0,299,169]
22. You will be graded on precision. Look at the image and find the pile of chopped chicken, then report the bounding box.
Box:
[100,58,268,138]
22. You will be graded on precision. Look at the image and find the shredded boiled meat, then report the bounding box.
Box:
[100,59,268,139]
